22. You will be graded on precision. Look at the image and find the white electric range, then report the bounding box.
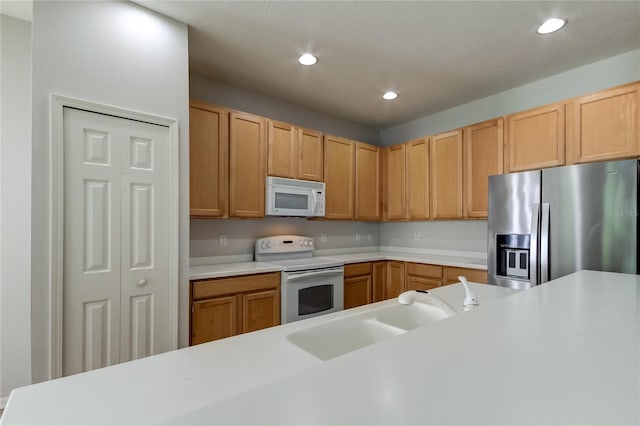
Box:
[255,235,344,323]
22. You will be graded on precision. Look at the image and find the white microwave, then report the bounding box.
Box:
[266,177,325,217]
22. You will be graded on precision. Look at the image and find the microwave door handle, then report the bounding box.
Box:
[286,268,343,282]
[311,191,317,213]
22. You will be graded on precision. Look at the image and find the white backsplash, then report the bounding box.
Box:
[380,220,487,253]
[190,218,381,257]
[190,218,487,259]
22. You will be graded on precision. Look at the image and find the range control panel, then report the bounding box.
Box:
[255,235,314,255]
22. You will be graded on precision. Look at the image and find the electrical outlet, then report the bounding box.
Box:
[414,232,420,241]
[355,232,361,242]
[320,233,327,242]
[219,234,227,247]
[367,232,372,240]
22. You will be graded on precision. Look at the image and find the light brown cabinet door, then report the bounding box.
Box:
[344,275,372,309]
[355,142,381,221]
[267,120,297,179]
[407,138,430,220]
[443,267,487,285]
[191,295,238,345]
[190,273,280,345]
[430,130,463,219]
[241,289,280,333]
[464,118,504,219]
[383,144,407,220]
[406,263,442,291]
[567,82,640,164]
[229,111,266,217]
[298,127,324,182]
[324,135,354,219]
[506,103,565,172]
[189,101,228,217]
[385,261,406,299]
[372,261,386,302]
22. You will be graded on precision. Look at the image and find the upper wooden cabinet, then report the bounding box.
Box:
[189,101,228,218]
[430,130,463,219]
[506,103,565,172]
[383,144,407,221]
[267,120,297,179]
[267,121,323,181]
[229,111,267,218]
[407,137,430,220]
[567,82,640,164]
[324,135,355,219]
[463,118,504,219]
[298,127,324,181]
[355,142,381,221]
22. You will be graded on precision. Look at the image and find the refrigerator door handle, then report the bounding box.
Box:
[540,203,550,283]
[530,203,540,286]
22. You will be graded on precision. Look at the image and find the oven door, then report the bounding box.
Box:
[282,267,344,324]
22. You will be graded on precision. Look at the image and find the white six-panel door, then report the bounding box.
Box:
[63,107,171,376]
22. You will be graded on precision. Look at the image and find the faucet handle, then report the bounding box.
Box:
[458,276,479,308]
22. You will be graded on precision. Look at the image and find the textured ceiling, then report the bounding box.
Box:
[136,1,640,128]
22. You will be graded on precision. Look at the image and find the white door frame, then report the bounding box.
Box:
[49,94,180,379]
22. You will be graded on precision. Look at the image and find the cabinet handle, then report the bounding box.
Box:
[137,279,147,287]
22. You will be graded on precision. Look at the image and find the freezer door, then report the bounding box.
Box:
[541,159,638,281]
[488,170,541,289]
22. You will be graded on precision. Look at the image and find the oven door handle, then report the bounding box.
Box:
[286,268,344,282]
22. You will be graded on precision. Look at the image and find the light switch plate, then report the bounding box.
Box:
[219,234,227,247]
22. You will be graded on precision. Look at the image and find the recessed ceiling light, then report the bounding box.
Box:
[298,53,318,66]
[382,91,399,100]
[537,18,566,34]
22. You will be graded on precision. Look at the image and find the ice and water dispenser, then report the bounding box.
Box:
[496,234,530,280]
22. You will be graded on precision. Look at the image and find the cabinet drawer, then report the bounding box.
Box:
[406,276,441,292]
[443,267,487,285]
[406,262,442,279]
[344,262,372,278]
[192,272,280,300]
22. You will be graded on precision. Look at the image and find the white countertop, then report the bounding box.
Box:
[189,261,282,280]
[189,248,487,280]
[326,250,487,269]
[169,271,640,425]
[6,271,637,425]
[1,282,512,425]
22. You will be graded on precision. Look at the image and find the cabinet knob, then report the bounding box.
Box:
[137,279,147,287]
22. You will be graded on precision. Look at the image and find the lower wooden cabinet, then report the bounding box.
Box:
[406,262,443,291]
[443,266,488,285]
[190,272,280,345]
[372,261,386,302]
[385,261,406,299]
[343,261,487,310]
[344,263,373,309]
[344,261,401,306]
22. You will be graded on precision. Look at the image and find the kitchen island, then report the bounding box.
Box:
[3,271,639,424]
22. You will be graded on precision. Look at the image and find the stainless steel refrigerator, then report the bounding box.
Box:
[488,159,638,289]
